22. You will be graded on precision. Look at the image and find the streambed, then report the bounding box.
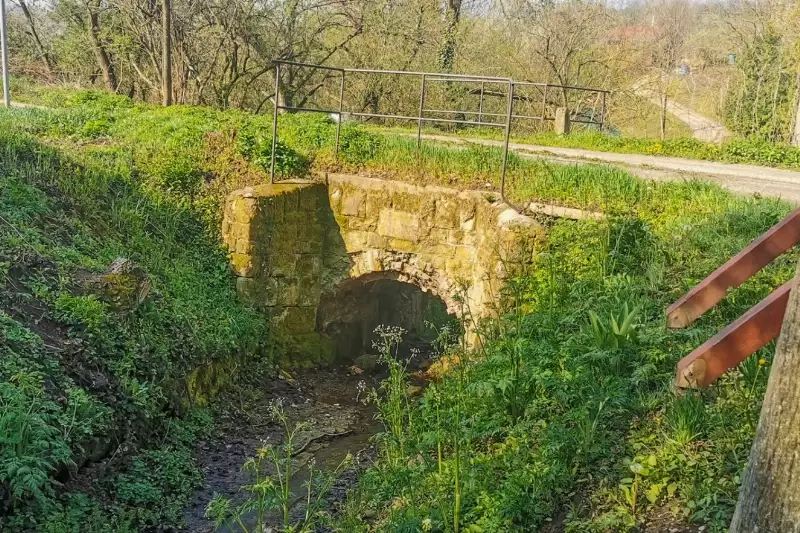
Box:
[183,366,383,532]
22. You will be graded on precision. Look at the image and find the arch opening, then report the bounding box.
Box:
[316,274,458,364]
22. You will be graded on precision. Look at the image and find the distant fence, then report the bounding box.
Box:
[269,60,610,207]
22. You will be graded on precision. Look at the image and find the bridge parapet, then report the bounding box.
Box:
[222,174,540,363]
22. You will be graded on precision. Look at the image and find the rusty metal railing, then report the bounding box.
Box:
[269,60,610,210]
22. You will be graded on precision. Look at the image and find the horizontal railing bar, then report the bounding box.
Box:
[273,60,345,73]
[345,67,510,81]
[571,119,603,125]
[426,77,509,84]
[349,111,505,127]
[512,114,547,121]
[278,105,338,114]
[423,108,507,117]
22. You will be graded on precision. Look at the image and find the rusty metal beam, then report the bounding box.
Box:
[675,279,793,388]
[667,208,800,329]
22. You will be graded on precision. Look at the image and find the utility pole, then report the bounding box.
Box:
[1,0,11,107]
[161,0,172,106]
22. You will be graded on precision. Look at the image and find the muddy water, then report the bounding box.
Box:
[183,367,383,533]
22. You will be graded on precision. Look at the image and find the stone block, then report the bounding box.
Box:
[236,277,260,305]
[366,233,388,249]
[448,229,466,245]
[344,231,369,253]
[296,255,323,281]
[230,253,256,277]
[235,239,255,255]
[454,245,476,263]
[260,195,285,221]
[270,252,297,278]
[391,191,423,213]
[366,189,391,219]
[388,238,418,254]
[227,222,251,243]
[233,197,258,224]
[299,188,318,211]
[378,209,421,243]
[435,197,460,229]
[275,282,300,306]
[341,190,366,217]
[281,306,317,334]
[555,107,571,135]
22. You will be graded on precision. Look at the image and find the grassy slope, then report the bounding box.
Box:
[0,102,268,531]
[0,91,795,532]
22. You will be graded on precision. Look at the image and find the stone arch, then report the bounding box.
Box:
[316,268,456,360]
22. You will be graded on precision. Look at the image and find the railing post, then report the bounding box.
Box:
[335,70,345,161]
[417,74,427,152]
[541,84,548,123]
[500,81,514,205]
[478,81,485,124]
[270,62,281,184]
[600,91,607,132]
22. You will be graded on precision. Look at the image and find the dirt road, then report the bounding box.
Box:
[415,133,800,205]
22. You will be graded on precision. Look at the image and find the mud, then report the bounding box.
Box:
[183,366,383,533]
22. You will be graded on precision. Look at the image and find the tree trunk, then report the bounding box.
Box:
[15,0,54,76]
[161,0,172,106]
[86,1,117,91]
[729,266,800,532]
[439,0,461,73]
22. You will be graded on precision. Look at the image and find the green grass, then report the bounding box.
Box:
[0,105,268,531]
[365,123,800,171]
[0,88,796,533]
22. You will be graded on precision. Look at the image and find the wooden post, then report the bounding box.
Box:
[730,269,800,531]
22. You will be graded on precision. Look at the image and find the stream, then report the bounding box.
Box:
[183,365,385,532]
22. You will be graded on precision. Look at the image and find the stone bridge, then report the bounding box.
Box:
[222,173,538,362]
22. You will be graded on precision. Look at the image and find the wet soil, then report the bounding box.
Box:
[183,366,383,533]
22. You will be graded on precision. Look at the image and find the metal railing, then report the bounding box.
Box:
[269,60,610,209]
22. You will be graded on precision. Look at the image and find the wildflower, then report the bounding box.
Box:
[759,358,767,366]
[422,518,433,531]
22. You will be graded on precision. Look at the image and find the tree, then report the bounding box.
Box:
[648,0,692,140]
[161,0,171,105]
[440,0,462,72]
[85,0,118,91]
[729,267,800,532]
[12,0,54,76]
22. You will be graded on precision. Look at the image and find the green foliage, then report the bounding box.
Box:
[336,181,795,532]
[724,26,796,142]
[588,302,640,351]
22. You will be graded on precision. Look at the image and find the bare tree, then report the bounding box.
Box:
[12,0,54,75]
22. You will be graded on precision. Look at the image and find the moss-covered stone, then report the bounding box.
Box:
[222,173,540,364]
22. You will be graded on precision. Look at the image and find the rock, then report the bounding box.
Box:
[348,365,364,375]
[406,385,423,397]
[278,368,298,386]
[353,354,380,373]
[426,354,462,381]
[82,258,151,312]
